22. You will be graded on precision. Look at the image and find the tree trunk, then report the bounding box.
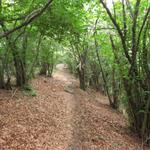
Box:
[78,67,86,90]
[112,66,118,109]
[13,51,27,87]
[0,65,5,89]
[47,63,53,77]
[95,39,113,107]
[40,63,47,75]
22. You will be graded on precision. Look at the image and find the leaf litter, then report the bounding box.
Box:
[0,64,149,150]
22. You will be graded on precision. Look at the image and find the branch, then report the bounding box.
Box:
[125,0,133,18]
[0,0,53,38]
[137,6,150,48]
[99,0,131,64]
[100,0,123,38]
[131,0,141,62]
[93,18,99,36]
[112,0,116,20]
[122,0,127,38]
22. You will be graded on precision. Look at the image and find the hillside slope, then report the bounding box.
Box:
[0,64,147,150]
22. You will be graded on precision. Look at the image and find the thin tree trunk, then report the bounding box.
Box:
[95,39,113,107]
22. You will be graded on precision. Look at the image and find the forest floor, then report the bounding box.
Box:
[0,64,148,150]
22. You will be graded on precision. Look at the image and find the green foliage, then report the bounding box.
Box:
[0,0,150,141]
[23,84,37,97]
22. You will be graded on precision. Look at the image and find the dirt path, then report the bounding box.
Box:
[0,64,148,150]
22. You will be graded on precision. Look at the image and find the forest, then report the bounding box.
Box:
[0,0,150,149]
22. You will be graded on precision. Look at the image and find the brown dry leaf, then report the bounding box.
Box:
[0,64,148,150]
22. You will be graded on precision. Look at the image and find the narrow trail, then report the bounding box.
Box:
[0,64,148,150]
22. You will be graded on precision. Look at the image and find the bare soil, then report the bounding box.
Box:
[0,64,148,150]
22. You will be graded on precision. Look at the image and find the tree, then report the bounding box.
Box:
[99,0,150,140]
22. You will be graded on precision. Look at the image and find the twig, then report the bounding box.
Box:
[0,0,53,38]
[141,137,150,150]
[11,88,18,98]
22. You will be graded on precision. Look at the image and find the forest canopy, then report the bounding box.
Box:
[0,0,150,144]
